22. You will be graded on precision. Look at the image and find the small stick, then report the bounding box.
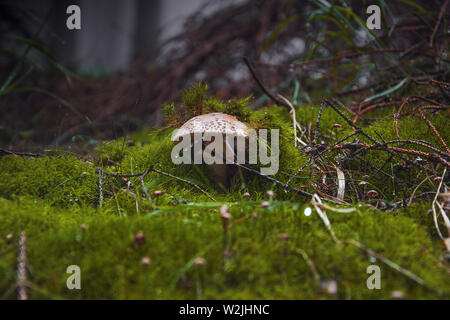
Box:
[0,148,42,158]
[233,162,323,200]
[429,0,449,47]
[140,169,155,210]
[312,194,341,244]
[417,106,449,153]
[17,232,27,300]
[331,142,449,167]
[355,101,400,124]
[432,168,447,240]
[313,102,325,144]
[96,168,103,208]
[95,166,216,202]
[347,239,426,287]
[243,57,290,108]
[151,167,216,202]
[277,94,303,147]
[394,99,408,138]
[94,168,143,178]
[325,99,437,174]
[295,248,320,282]
[285,157,314,188]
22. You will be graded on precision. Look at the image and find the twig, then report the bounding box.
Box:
[347,239,426,287]
[17,232,27,300]
[95,166,216,202]
[243,57,290,108]
[325,99,438,174]
[233,162,328,200]
[331,142,449,167]
[408,176,430,206]
[429,0,449,47]
[334,165,345,201]
[312,194,341,244]
[0,148,42,158]
[277,94,300,147]
[355,101,401,124]
[140,169,155,210]
[151,167,216,202]
[285,157,313,188]
[417,105,449,153]
[394,99,408,138]
[432,168,447,240]
[96,168,103,208]
[295,248,320,282]
[313,102,325,145]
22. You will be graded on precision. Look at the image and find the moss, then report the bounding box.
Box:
[0,155,98,207]
[0,197,448,299]
[163,81,253,126]
[0,88,448,299]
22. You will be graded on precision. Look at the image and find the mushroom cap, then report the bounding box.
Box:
[172,113,249,141]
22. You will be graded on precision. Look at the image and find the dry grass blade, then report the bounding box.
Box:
[432,168,447,240]
[140,169,155,210]
[277,94,304,147]
[347,239,426,287]
[335,165,346,202]
[295,248,320,282]
[312,194,341,244]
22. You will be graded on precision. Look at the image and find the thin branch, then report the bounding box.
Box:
[347,239,426,287]
[0,148,42,158]
[140,169,156,210]
[96,168,103,208]
[432,168,447,240]
[17,232,27,300]
[95,166,216,202]
[243,57,290,108]
[429,0,449,47]
[151,167,216,202]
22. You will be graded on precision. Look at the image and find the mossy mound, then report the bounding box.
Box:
[0,197,449,299]
[0,155,98,207]
[0,84,448,299]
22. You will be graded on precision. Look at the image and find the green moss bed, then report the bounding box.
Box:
[0,87,449,299]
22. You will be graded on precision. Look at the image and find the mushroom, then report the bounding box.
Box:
[193,257,206,266]
[152,190,166,204]
[265,190,274,198]
[261,201,271,209]
[132,232,145,246]
[172,113,250,187]
[366,189,379,198]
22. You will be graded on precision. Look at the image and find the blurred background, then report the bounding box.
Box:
[0,0,448,150]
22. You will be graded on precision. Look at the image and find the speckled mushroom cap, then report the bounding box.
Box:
[172,113,249,141]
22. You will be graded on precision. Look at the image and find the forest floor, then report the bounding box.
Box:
[0,83,449,299]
